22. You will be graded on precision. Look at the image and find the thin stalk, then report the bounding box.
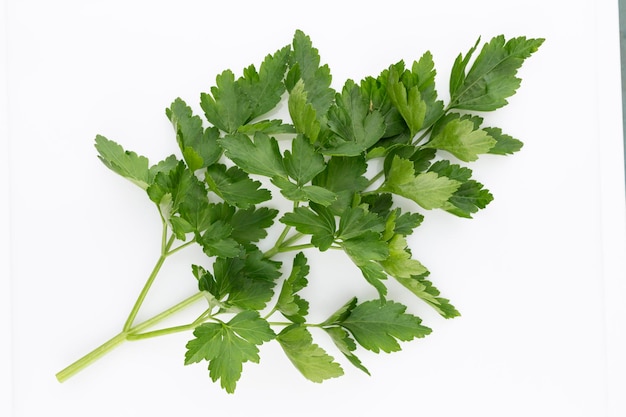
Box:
[128,306,213,340]
[167,238,196,256]
[56,292,205,382]
[127,323,199,340]
[123,233,176,331]
[56,332,127,383]
[365,170,385,188]
[277,243,316,253]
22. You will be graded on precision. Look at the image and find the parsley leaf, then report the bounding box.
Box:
[283,134,326,185]
[166,98,222,171]
[331,299,431,353]
[219,132,287,178]
[276,252,310,323]
[380,234,428,279]
[425,114,496,161]
[287,30,335,117]
[238,45,291,121]
[323,79,386,156]
[382,155,461,210]
[277,324,343,383]
[429,160,494,218]
[205,164,271,209]
[450,35,545,111]
[280,205,336,250]
[393,272,460,319]
[484,126,524,155]
[94,135,152,189]
[184,311,275,393]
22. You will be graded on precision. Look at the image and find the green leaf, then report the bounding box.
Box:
[277,325,343,383]
[177,177,214,233]
[382,155,461,210]
[276,252,310,322]
[284,134,326,185]
[200,69,250,133]
[425,115,496,162]
[205,164,271,208]
[380,234,428,278]
[390,209,424,236]
[322,297,358,326]
[393,272,460,319]
[201,252,280,310]
[146,161,210,235]
[429,160,494,218]
[386,65,427,137]
[238,45,291,120]
[410,52,445,129]
[236,119,296,135]
[280,205,336,250]
[341,234,389,299]
[288,80,321,142]
[229,206,278,244]
[450,35,544,111]
[337,207,386,241]
[338,300,431,353]
[324,80,386,156]
[219,132,287,178]
[197,221,241,258]
[288,30,335,117]
[166,98,222,171]
[271,177,337,206]
[312,155,369,214]
[324,326,370,375]
[94,135,151,189]
[360,70,407,139]
[184,311,275,393]
[484,127,524,155]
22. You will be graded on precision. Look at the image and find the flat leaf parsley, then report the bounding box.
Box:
[57,31,543,392]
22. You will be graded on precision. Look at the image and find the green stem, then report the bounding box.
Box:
[366,169,385,188]
[56,292,205,382]
[127,323,198,340]
[263,225,292,258]
[280,232,304,248]
[123,233,176,331]
[167,238,196,256]
[128,306,213,340]
[56,331,127,383]
[277,243,316,253]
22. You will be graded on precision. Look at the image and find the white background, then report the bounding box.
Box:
[3,0,626,416]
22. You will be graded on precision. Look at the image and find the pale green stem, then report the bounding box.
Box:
[56,292,205,382]
[123,233,176,331]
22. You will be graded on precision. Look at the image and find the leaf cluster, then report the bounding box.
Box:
[91,30,543,392]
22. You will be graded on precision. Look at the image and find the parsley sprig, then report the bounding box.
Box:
[56,30,543,393]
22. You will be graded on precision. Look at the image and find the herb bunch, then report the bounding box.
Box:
[56,30,543,393]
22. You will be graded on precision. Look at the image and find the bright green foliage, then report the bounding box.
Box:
[277,325,344,383]
[326,299,432,353]
[166,98,222,171]
[484,126,524,155]
[94,135,152,189]
[450,35,545,111]
[382,155,461,210]
[276,252,310,323]
[425,114,496,161]
[61,31,542,393]
[219,132,287,178]
[280,205,336,250]
[395,272,460,319]
[324,80,386,156]
[184,311,275,393]
[205,164,271,208]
